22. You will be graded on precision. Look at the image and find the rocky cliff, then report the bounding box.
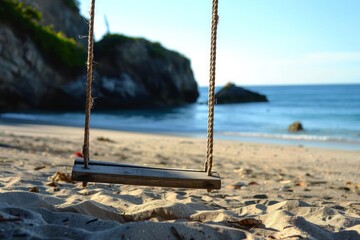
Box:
[0,0,199,111]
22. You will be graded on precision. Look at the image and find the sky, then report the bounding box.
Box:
[78,0,360,86]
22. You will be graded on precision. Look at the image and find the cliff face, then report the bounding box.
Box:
[93,35,199,108]
[0,24,64,110]
[0,0,199,111]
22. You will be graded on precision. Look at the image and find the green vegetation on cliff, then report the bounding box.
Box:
[94,34,137,58]
[148,42,167,58]
[95,33,169,59]
[64,0,80,12]
[0,0,86,74]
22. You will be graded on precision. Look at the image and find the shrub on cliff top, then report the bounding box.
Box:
[0,0,86,75]
[64,0,80,12]
[95,33,138,58]
[95,33,169,60]
[148,42,167,58]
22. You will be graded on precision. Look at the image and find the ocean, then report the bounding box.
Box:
[1,84,360,150]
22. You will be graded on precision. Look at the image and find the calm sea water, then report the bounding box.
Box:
[1,84,360,150]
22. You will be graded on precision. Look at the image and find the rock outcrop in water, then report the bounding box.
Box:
[215,83,268,104]
[0,0,199,111]
[288,121,304,132]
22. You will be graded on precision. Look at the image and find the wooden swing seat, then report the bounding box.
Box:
[71,158,221,189]
[70,0,221,190]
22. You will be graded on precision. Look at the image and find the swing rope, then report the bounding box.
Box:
[82,0,96,169]
[204,0,219,176]
[82,0,220,177]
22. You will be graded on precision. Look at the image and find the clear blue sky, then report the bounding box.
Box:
[78,0,360,86]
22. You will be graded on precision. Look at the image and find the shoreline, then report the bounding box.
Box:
[1,116,359,152]
[217,133,360,151]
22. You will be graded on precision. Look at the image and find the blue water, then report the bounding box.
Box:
[1,84,360,150]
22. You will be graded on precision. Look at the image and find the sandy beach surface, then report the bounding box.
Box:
[0,121,359,239]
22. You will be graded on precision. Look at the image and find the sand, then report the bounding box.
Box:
[0,121,359,239]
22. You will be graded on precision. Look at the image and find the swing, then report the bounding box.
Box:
[71,0,221,190]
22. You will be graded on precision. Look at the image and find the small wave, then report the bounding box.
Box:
[220,131,360,144]
[0,113,41,121]
[0,113,82,127]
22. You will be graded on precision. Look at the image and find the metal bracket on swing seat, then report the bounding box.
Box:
[71,158,221,189]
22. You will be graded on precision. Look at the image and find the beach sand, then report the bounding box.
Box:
[0,122,359,239]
